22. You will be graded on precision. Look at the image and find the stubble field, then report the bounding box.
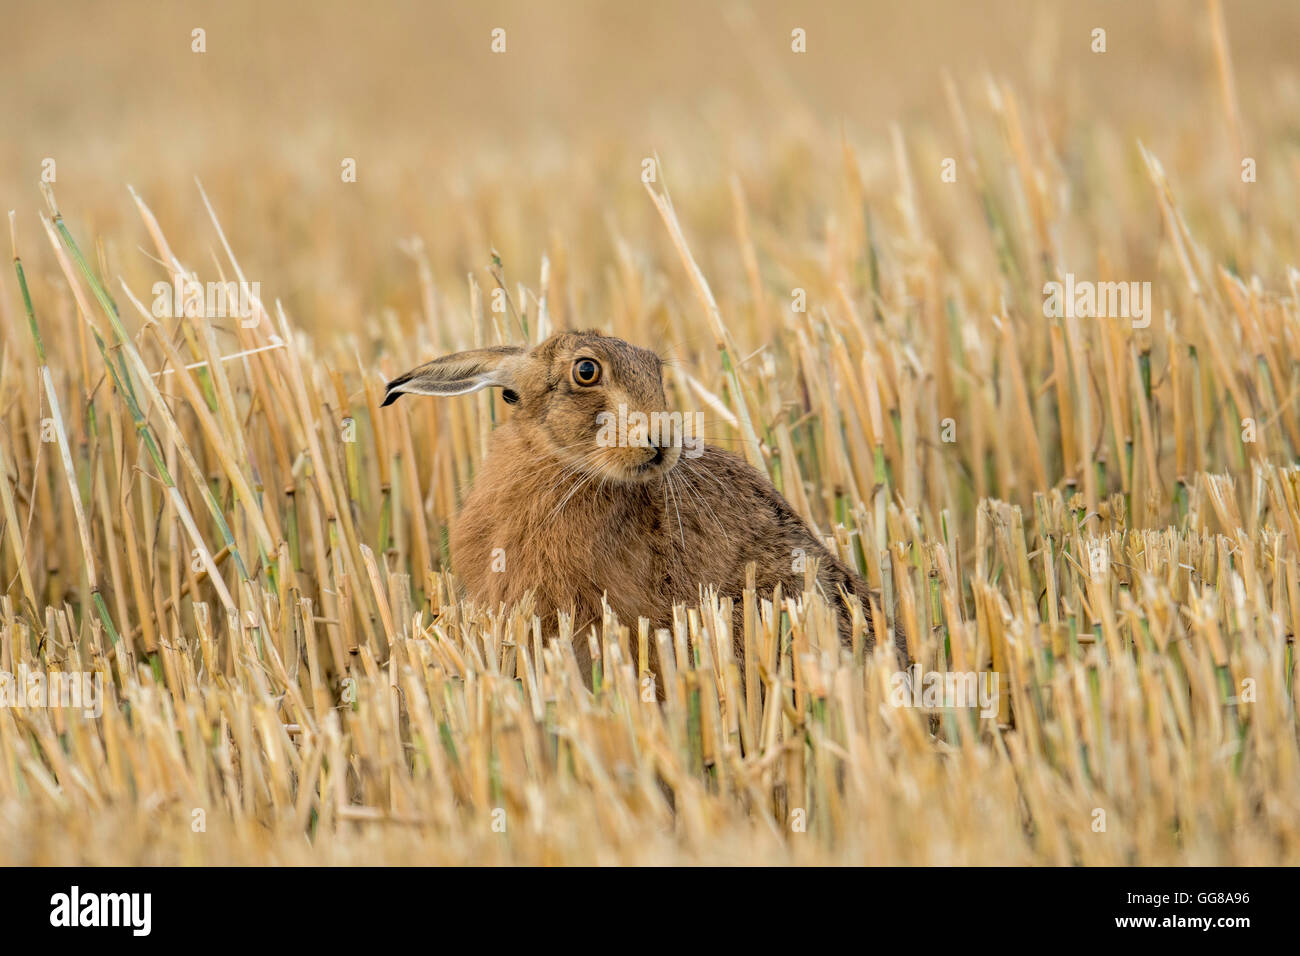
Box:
[1,0,1298,864]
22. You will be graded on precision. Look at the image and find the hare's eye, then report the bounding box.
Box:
[572,358,602,386]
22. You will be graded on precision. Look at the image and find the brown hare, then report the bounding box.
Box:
[383,330,906,676]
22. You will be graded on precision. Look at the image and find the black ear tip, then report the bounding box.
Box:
[381,372,412,407]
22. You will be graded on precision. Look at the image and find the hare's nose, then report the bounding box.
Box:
[647,446,665,467]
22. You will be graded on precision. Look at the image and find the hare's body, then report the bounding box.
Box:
[386,330,905,672]
[453,435,870,646]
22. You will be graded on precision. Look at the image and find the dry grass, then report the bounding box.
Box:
[1,0,1298,864]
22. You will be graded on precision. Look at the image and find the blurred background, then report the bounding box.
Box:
[2,0,1298,345]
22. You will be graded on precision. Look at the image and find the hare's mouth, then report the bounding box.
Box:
[629,444,680,480]
[584,441,681,485]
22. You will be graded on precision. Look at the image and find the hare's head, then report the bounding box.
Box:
[383,330,685,482]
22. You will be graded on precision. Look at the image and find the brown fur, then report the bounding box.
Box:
[385,330,908,677]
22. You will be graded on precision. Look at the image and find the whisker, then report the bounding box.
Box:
[666,473,685,549]
[676,470,730,543]
[546,465,603,522]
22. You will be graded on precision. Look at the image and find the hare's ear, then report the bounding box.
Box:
[382,346,525,406]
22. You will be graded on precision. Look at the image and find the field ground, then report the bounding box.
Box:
[1,0,1299,863]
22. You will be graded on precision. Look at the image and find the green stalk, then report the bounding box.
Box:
[49,206,253,585]
[11,216,120,645]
